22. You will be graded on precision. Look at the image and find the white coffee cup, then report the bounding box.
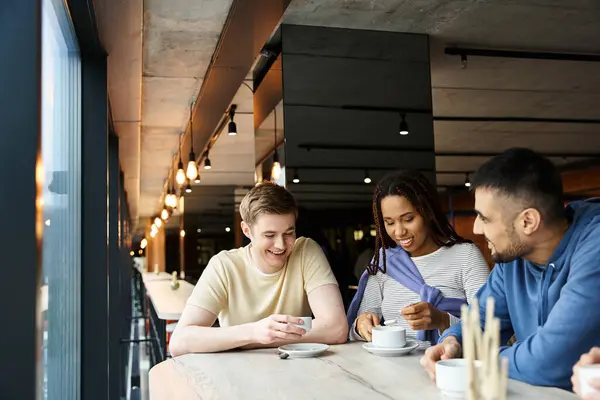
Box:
[290,317,312,333]
[371,326,406,348]
[436,359,482,398]
[579,364,600,396]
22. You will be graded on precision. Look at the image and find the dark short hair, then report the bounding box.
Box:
[471,148,565,224]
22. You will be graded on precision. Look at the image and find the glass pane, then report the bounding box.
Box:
[41,0,81,398]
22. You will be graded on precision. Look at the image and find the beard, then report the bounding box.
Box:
[489,226,531,264]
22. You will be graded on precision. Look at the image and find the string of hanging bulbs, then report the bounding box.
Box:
[148,101,240,240]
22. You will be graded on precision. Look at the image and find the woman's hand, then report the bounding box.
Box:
[356,312,380,341]
[400,302,450,332]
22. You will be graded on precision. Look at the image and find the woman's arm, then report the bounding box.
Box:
[349,274,384,341]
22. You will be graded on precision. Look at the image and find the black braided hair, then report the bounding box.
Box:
[367,170,471,275]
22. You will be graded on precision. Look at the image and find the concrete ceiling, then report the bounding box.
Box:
[99,0,600,228]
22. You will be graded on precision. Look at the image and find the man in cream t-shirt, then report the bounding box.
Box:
[169,182,348,355]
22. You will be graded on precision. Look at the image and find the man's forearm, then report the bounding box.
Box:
[169,324,254,356]
[301,318,348,344]
[242,318,348,349]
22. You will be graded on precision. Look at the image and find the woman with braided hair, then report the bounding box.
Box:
[346,170,489,344]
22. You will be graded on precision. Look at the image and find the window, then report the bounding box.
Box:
[41,0,81,398]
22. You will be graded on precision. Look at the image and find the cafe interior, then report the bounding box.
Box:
[3,0,600,399]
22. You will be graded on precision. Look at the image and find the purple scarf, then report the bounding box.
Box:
[346,246,466,343]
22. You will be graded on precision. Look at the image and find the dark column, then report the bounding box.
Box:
[108,133,121,400]
[255,25,436,202]
[81,52,109,400]
[0,1,41,398]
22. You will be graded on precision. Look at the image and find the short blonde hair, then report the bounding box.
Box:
[239,182,298,226]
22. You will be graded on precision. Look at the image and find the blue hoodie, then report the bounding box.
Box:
[439,199,600,390]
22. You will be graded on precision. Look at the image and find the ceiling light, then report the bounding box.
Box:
[154,217,162,228]
[180,230,186,238]
[204,153,212,170]
[228,120,237,136]
[271,108,282,181]
[225,227,231,232]
[196,228,201,233]
[292,169,300,184]
[161,208,170,221]
[185,182,192,193]
[129,251,134,256]
[140,238,148,249]
[194,175,201,184]
[228,104,237,136]
[464,173,471,188]
[176,157,186,185]
[186,101,199,181]
[364,170,372,184]
[399,114,409,136]
[271,150,282,180]
[186,158,198,181]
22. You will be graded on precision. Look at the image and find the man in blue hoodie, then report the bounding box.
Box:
[420,148,600,390]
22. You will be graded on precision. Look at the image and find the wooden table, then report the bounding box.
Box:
[149,342,576,399]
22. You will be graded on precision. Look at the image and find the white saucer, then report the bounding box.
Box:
[278,343,329,358]
[362,340,419,357]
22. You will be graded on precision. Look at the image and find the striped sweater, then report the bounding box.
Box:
[349,242,490,341]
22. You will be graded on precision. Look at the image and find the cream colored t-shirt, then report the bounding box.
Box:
[186,237,338,327]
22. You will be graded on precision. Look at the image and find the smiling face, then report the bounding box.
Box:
[473,187,533,263]
[242,212,297,274]
[380,195,437,257]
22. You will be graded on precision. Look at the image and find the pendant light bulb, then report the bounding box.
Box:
[194,176,201,184]
[292,170,300,184]
[399,114,409,136]
[154,217,162,228]
[176,161,186,185]
[272,161,282,180]
[364,170,372,184]
[161,208,170,221]
[465,173,471,188]
[228,120,237,136]
[184,182,192,193]
[186,159,198,181]
[168,193,178,209]
[186,147,198,180]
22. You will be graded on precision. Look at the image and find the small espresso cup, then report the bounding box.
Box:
[371,325,406,348]
[579,364,600,396]
[289,317,312,333]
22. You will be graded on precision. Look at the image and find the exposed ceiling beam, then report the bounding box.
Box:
[179,0,293,177]
[287,166,474,174]
[434,116,600,124]
[297,143,600,158]
[445,46,600,63]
